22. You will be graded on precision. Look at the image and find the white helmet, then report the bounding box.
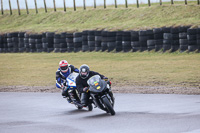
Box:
[59,60,69,73]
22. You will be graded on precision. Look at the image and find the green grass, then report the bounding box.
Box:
[0,2,199,33]
[0,52,199,88]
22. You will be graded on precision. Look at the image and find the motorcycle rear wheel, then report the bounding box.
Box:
[102,96,115,115]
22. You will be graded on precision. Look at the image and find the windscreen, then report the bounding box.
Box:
[67,73,79,81]
[87,75,101,86]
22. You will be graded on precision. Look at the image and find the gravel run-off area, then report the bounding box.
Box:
[0,85,200,95]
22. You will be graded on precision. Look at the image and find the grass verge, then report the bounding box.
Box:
[0,52,199,89]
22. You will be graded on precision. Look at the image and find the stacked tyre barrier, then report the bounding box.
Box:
[187,29,198,52]
[73,32,82,52]
[12,32,19,53]
[82,30,89,52]
[0,27,200,53]
[60,32,68,53]
[139,30,154,52]
[0,34,5,53]
[29,34,36,53]
[116,31,123,52]
[29,34,43,53]
[131,31,139,52]
[179,26,188,52]
[171,27,180,52]
[46,32,54,53]
[54,33,67,53]
[88,31,95,52]
[7,32,18,53]
[122,31,132,52]
[42,33,47,52]
[163,27,172,52]
[101,31,108,52]
[153,28,163,51]
[107,31,116,52]
[6,33,12,52]
[66,33,74,52]
[18,32,25,52]
[35,34,43,53]
[24,33,29,52]
[95,31,102,52]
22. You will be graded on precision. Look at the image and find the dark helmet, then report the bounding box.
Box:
[79,64,90,79]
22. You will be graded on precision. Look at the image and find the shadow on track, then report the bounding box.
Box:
[83,111,152,119]
[63,109,90,115]
[82,113,113,119]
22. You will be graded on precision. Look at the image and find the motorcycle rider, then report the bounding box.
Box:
[76,64,110,107]
[56,60,79,103]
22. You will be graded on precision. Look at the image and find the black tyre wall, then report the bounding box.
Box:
[122,31,131,52]
[187,29,197,52]
[95,31,102,52]
[82,30,89,52]
[171,27,180,52]
[139,30,153,52]
[116,31,123,52]
[88,31,95,51]
[2,27,199,53]
[101,31,108,51]
[66,33,74,52]
[46,32,54,50]
[163,27,172,52]
[107,31,116,52]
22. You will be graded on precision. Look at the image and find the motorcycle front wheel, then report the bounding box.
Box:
[102,96,115,115]
[75,104,83,110]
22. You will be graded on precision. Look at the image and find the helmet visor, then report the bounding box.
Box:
[80,72,88,78]
[60,66,68,71]
[81,72,88,76]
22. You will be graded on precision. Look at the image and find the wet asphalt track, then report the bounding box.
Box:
[0,92,200,133]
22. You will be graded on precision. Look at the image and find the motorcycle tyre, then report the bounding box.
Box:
[102,96,115,115]
[78,106,83,110]
[75,104,83,110]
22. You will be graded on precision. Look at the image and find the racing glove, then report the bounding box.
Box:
[61,85,69,91]
[103,77,108,81]
[83,87,89,93]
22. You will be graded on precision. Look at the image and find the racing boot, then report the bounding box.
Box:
[65,96,73,103]
[81,93,90,107]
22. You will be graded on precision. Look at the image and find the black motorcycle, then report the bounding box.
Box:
[87,75,115,115]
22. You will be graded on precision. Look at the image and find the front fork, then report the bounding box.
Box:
[68,89,81,103]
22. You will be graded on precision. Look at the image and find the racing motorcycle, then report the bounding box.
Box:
[87,75,115,115]
[65,73,92,111]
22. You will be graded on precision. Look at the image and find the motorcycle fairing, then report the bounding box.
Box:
[87,75,107,93]
[67,73,79,89]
